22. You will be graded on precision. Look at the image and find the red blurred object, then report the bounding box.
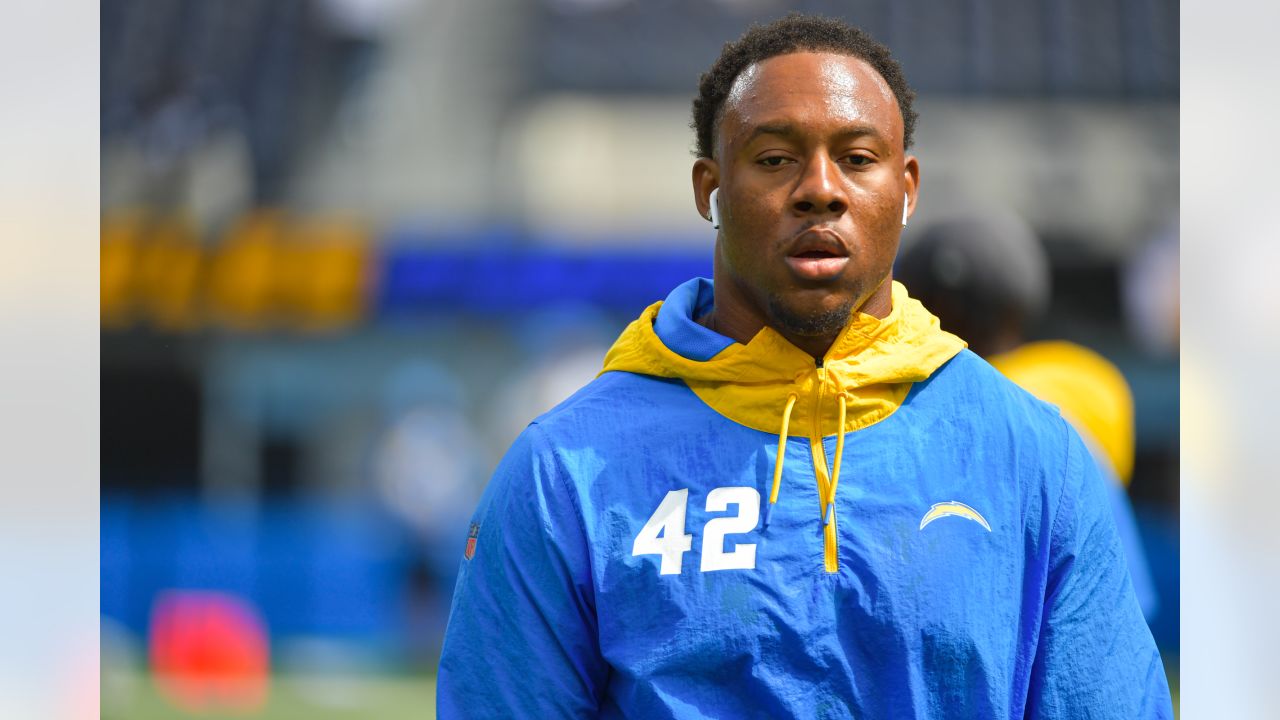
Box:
[149,590,270,714]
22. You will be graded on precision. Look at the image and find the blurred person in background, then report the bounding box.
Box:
[1123,216,1179,359]
[370,361,484,666]
[438,14,1170,719]
[487,307,619,457]
[895,212,1159,620]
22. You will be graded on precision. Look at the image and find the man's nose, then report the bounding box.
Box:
[791,155,848,216]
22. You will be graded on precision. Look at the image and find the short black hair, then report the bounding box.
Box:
[692,14,917,159]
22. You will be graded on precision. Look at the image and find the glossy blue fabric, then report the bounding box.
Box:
[438,282,1172,719]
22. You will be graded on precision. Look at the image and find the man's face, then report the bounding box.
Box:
[696,51,919,339]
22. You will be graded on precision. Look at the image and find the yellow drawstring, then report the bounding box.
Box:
[764,393,798,528]
[765,391,849,528]
[825,393,848,525]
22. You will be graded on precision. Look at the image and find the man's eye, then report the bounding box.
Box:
[759,157,790,167]
[845,155,873,166]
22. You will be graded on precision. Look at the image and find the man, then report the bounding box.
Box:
[439,15,1172,719]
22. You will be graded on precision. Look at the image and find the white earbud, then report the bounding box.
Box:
[901,193,910,227]
[709,188,722,229]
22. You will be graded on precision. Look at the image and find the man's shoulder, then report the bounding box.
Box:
[526,369,696,440]
[917,348,1073,441]
[910,350,1090,513]
[490,370,700,498]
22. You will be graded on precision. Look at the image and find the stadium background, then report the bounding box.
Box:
[99,0,1179,716]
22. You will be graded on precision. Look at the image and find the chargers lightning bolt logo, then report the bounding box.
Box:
[919,501,992,532]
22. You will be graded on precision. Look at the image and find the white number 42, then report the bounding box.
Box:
[631,487,760,575]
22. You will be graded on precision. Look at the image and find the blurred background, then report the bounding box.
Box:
[99,0,1179,717]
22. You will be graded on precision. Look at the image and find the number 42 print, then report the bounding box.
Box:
[631,487,761,575]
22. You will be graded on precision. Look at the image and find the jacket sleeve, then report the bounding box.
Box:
[437,423,607,719]
[1102,469,1160,621]
[1025,427,1173,719]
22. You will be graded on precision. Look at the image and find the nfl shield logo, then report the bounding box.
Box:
[464,522,480,560]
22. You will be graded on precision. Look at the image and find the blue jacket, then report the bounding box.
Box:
[439,279,1172,719]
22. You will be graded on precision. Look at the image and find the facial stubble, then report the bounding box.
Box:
[765,292,857,339]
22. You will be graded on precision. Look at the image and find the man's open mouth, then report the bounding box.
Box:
[785,254,849,281]
[785,230,850,281]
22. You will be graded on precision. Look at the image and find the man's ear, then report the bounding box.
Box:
[902,155,921,222]
[692,157,720,224]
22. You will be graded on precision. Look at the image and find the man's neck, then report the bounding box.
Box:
[700,274,894,363]
[694,293,826,364]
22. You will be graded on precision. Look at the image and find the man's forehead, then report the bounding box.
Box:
[720,51,900,144]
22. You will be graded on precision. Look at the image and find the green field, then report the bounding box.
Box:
[104,666,1176,718]
[102,671,438,720]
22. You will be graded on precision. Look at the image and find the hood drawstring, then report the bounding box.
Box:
[763,393,798,529]
[763,391,851,529]
[825,393,848,525]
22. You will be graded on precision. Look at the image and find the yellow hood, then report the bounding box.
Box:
[602,280,966,438]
